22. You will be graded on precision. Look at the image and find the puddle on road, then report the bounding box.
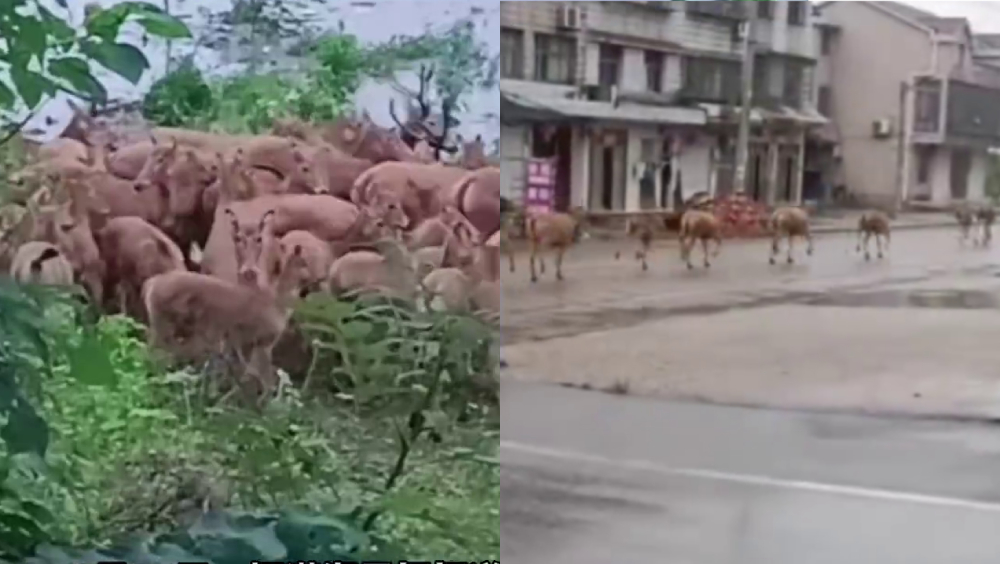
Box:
[504,274,1000,345]
[806,290,1000,310]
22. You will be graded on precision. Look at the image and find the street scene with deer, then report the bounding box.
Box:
[500,1,1000,562]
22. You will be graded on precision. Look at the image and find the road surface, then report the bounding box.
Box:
[501,381,1000,564]
[501,226,1000,418]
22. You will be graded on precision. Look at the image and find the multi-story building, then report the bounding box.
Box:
[818,1,1000,208]
[500,1,827,213]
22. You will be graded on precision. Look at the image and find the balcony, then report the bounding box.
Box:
[914,77,1000,145]
[684,0,747,21]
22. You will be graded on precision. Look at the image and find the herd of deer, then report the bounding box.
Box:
[2,82,501,400]
[505,197,998,281]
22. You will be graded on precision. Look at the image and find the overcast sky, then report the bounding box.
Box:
[901,1,1000,33]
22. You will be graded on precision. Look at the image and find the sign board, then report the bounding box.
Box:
[524,158,557,215]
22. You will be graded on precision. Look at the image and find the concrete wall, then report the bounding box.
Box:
[588,2,737,55]
[678,134,714,200]
[822,1,933,207]
[969,151,987,202]
[929,147,951,204]
[500,125,529,203]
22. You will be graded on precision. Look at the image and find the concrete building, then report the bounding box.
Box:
[818,1,1000,208]
[500,1,827,213]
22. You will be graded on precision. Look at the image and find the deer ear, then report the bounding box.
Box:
[475,134,482,142]
[223,207,239,232]
[259,209,276,233]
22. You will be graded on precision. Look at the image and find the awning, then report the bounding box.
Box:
[698,103,829,126]
[762,105,829,126]
[699,103,766,124]
[501,87,706,126]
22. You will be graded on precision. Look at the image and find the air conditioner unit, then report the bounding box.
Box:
[872,118,893,138]
[556,4,583,30]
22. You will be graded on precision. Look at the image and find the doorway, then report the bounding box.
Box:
[950,148,971,200]
[588,129,627,211]
[530,124,573,211]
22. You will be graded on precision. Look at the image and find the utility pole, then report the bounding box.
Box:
[733,3,758,195]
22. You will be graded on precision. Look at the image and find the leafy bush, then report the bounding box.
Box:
[0,283,498,562]
[142,60,215,127]
[15,510,396,564]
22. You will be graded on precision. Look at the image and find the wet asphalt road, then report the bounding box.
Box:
[501,227,1000,561]
[502,227,998,343]
[501,381,1000,564]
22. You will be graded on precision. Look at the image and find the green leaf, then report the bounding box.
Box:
[48,56,107,103]
[80,40,149,84]
[84,5,131,40]
[66,330,117,387]
[16,16,48,63]
[137,13,191,39]
[0,80,16,109]
[10,66,47,108]
[38,6,75,43]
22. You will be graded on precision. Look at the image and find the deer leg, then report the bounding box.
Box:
[701,238,711,268]
[855,229,864,254]
[805,229,814,256]
[863,232,872,261]
[769,235,780,265]
[529,243,539,282]
[786,236,795,264]
[682,237,694,270]
[554,247,565,281]
[639,239,649,271]
[508,249,516,273]
[713,234,722,257]
[876,233,884,259]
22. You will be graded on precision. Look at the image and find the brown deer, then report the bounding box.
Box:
[768,206,814,265]
[616,215,661,271]
[142,217,310,400]
[9,242,75,287]
[525,207,587,283]
[97,216,187,321]
[678,209,722,270]
[856,210,891,261]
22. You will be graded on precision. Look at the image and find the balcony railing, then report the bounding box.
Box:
[684,0,747,20]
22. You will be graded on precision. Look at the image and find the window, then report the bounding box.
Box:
[598,43,623,88]
[788,1,807,26]
[783,61,805,108]
[500,28,524,79]
[534,33,576,84]
[817,85,832,116]
[820,29,833,56]
[914,84,941,132]
[684,57,740,102]
[757,1,773,20]
[644,50,664,93]
[686,0,746,20]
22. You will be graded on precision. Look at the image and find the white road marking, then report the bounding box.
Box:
[501,440,1000,514]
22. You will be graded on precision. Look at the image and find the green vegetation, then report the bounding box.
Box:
[142,16,495,132]
[0,2,499,562]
